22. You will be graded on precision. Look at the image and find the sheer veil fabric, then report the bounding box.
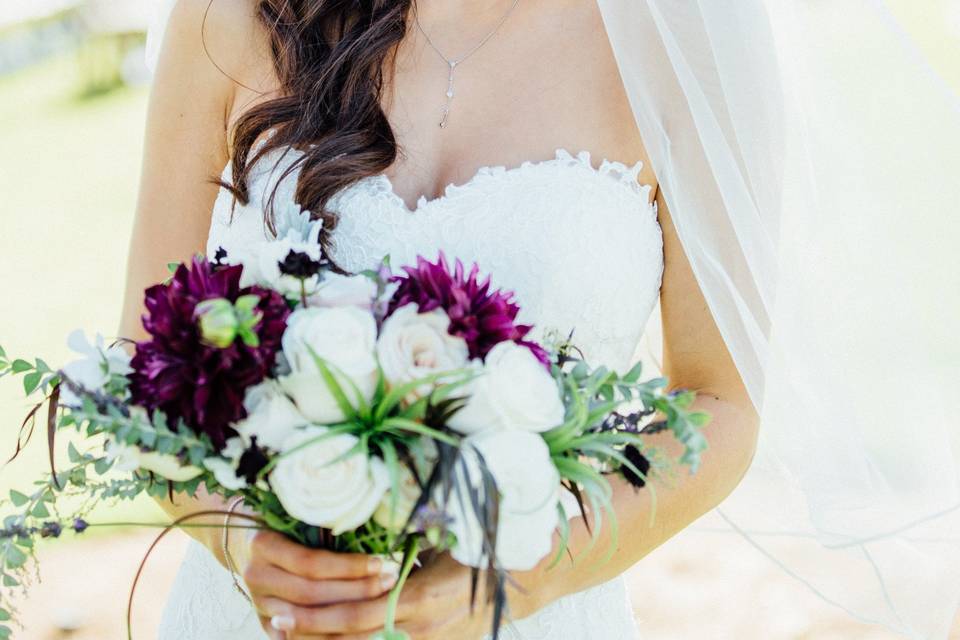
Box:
[147,1,960,638]
[598,1,960,637]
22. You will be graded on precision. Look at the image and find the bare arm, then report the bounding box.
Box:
[511,188,760,613]
[118,0,238,561]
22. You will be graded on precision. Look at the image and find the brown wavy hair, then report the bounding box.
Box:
[218,0,412,241]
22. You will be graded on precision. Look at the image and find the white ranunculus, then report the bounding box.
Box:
[309,273,378,309]
[448,341,564,436]
[447,430,561,571]
[279,306,379,423]
[233,233,323,298]
[203,436,248,490]
[272,426,390,534]
[373,463,423,532]
[376,304,469,402]
[220,436,247,461]
[138,451,204,482]
[273,202,322,245]
[234,381,307,450]
[204,457,247,490]
[60,330,132,407]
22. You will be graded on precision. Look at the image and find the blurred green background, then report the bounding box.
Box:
[0,3,155,528]
[0,1,957,638]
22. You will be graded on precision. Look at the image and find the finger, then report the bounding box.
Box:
[319,624,418,640]
[323,630,413,640]
[251,530,384,579]
[246,563,398,605]
[258,615,288,640]
[258,595,390,634]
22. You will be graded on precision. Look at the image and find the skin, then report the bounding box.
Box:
[120,1,760,638]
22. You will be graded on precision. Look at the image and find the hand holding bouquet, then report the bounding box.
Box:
[0,213,708,639]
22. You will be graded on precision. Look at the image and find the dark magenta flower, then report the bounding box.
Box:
[128,257,290,449]
[388,253,549,365]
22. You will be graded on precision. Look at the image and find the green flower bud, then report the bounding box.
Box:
[233,294,263,348]
[195,298,238,348]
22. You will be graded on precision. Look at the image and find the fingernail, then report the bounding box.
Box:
[270,615,296,631]
[380,571,398,590]
[380,558,401,579]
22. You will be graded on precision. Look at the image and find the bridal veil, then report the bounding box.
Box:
[147,1,960,637]
[599,1,960,637]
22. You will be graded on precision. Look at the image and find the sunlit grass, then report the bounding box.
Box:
[0,52,162,531]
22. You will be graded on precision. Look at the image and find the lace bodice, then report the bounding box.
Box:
[160,145,662,640]
[208,146,662,370]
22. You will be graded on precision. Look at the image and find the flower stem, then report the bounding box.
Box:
[383,535,421,634]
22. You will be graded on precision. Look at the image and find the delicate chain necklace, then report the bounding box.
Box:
[414,0,522,128]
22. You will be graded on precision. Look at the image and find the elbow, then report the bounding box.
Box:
[707,396,760,510]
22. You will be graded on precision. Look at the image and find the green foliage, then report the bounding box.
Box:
[543,353,711,565]
[0,347,60,398]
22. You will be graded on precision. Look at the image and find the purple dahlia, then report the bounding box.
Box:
[128,257,290,449]
[388,253,550,366]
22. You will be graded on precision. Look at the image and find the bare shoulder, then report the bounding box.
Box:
[160,0,278,102]
[538,0,657,192]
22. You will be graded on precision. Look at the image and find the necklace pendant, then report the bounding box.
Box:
[439,61,457,128]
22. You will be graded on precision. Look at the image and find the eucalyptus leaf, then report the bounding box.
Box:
[7,491,28,507]
[22,371,41,395]
[10,359,32,374]
[4,546,27,569]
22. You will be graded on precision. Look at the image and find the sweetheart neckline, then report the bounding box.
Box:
[241,144,656,216]
[355,148,654,214]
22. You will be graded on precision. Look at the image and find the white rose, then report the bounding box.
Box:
[60,330,132,407]
[233,234,323,298]
[447,430,560,571]
[272,426,390,534]
[279,307,379,423]
[234,381,307,450]
[138,451,204,482]
[309,273,378,309]
[376,304,469,402]
[373,463,423,532]
[448,341,564,435]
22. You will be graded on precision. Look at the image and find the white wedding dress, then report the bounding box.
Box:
[158,143,663,640]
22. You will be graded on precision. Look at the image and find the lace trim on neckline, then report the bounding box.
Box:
[368,148,652,214]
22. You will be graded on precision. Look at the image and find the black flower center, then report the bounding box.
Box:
[278,250,324,279]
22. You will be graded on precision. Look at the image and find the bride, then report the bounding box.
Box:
[124,0,960,639]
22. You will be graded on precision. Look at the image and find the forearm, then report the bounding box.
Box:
[153,487,245,568]
[513,394,758,617]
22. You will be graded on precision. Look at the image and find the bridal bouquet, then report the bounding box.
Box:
[0,214,708,639]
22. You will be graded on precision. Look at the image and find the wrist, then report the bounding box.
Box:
[222,497,255,598]
[509,560,554,620]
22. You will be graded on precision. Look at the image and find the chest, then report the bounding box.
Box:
[385,1,652,206]
[229,2,653,209]
[208,146,663,370]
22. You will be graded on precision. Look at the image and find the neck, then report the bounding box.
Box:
[413,0,520,34]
